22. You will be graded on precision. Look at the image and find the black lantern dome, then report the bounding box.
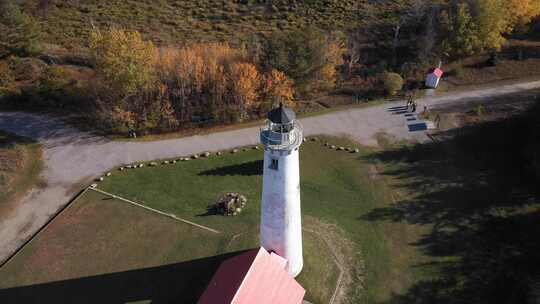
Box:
[260,103,303,150]
[268,103,296,124]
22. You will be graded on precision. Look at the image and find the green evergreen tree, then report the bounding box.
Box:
[260,27,328,93]
[0,1,40,58]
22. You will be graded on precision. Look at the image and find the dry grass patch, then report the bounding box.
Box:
[0,131,43,219]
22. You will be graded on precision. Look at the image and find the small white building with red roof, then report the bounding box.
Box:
[426,67,444,89]
[198,247,306,304]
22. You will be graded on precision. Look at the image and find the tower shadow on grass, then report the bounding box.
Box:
[361,103,540,303]
[0,251,248,304]
[198,160,263,176]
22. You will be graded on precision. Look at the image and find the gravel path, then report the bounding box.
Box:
[1,79,539,263]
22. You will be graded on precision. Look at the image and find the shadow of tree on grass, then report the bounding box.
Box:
[198,160,263,176]
[362,104,540,304]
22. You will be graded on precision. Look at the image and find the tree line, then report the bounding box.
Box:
[88,27,342,134]
[349,0,540,68]
[1,0,540,134]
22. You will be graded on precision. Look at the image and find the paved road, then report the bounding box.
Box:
[1,79,539,263]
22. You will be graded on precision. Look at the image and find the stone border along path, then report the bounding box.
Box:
[0,79,540,265]
[89,187,221,234]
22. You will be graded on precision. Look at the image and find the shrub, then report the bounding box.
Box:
[211,193,247,216]
[453,65,465,78]
[0,1,40,58]
[474,104,485,116]
[8,56,47,82]
[0,61,14,93]
[39,65,71,102]
[95,105,136,134]
[380,72,403,96]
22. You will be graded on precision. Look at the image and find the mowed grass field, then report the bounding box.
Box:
[0,136,425,303]
[94,136,423,302]
[0,189,339,303]
[0,131,43,220]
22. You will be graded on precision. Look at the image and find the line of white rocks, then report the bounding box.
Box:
[90,138,359,188]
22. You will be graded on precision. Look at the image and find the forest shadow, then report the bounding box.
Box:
[198,160,263,176]
[362,102,540,303]
[0,131,36,149]
[0,251,248,304]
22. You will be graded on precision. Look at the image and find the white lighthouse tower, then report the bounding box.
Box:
[260,103,303,277]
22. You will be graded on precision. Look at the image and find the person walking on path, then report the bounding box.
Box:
[406,93,414,110]
[435,114,441,128]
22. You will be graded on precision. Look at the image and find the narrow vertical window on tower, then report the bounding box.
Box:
[270,158,279,170]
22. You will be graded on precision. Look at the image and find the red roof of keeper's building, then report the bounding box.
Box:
[197,247,305,304]
[428,67,444,78]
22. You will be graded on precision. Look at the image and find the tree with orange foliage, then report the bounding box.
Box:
[263,69,295,108]
[228,62,261,121]
[192,42,247,67]
[91,30,295,132]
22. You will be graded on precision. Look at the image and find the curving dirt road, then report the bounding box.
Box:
[1,79,539,263]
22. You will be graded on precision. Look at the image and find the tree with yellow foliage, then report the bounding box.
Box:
[442,3,480,56]
[89,28,157,96]
[474,0,509,51]
[442,0,540,56]
[475,0,540,51]
[507,0,540,30]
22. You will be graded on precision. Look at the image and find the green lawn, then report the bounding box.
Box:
[0,136,442,303]
[0,189,339,303]
[0,131,43,220]
[97,136,419,302]
[2,102,539,303]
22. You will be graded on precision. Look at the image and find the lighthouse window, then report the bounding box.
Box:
[270,159,279,170]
